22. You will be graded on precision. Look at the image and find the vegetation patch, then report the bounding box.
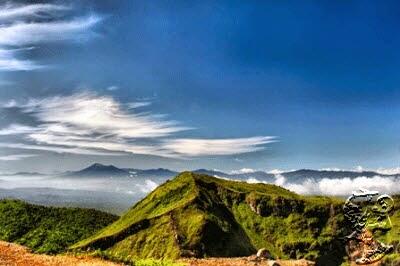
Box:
[0,199,117,254]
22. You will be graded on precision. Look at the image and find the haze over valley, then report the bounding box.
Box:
[1,163,399,214]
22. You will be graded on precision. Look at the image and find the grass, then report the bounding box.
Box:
[74,173,198,249]
[373,195,400,265]
[90,249,186,266]
[0,199,117,254]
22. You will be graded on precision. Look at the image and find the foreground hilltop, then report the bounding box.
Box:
[73,172,347,264]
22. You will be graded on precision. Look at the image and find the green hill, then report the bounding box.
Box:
[0,199,118,254]
[73,172,349,264]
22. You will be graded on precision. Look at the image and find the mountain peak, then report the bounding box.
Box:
[86,163,117,170]
[69,163,128,177]
[73,172,343,261]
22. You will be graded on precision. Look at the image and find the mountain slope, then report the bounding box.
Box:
[73,172,347,264]
[0,199,118,254]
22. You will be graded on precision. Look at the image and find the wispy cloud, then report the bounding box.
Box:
[0,47,42,71]
[0,143,123,156]
[0,3,102,71]
[0,3,69,21]
[0,154,36,161]
[0,124,38,135]
[21,92,187,138]
[2,99,17,107]
[106,86,119,91]
[0,15,102,46]
[162,137,276,156]
[0,92,275,158]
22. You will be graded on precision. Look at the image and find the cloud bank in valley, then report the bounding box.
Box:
[245,173,400,196]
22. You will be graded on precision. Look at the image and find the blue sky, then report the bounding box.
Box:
[0,0,400,173]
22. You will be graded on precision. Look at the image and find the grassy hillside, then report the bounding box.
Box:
[376,195,400,265]
[74,172,350,265]
[0,199,118,254]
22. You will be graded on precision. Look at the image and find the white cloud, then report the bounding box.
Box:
[162,136,276,156]
[1,92,275,158]
[22,92,187,138]
[106,86,119,91]
[319,167,342,172]
[0,48,42,71]
[355,165,364,172]
[244,173,286,186]
[278,176,400,196]
[222,169,400,196]
[0,143,123,156]
[274,174,286,186]
[2,99,17,108]
[231,168,256,174]
[0,15,102,46]
[0,3,102,71]
[0,3,69,21]
[376,167,400,175]
[319,166,400,176]
[127,102,151,109]
[268,169,285,174]
[317,166,365,172]
[0,124,38,135]
[136,179,158,193]
[284,179,317,195]
[0,154,36,161]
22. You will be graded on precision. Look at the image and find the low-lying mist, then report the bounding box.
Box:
[247,174,400,196]
[0,174,158,214]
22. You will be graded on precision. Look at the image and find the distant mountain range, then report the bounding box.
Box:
[7,163,400,183]
[7,172,45,177]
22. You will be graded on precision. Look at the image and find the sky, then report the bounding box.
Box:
[0,0,400,173]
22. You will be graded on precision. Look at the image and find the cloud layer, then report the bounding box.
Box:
[0,3,101,71]
[163,137,274,156]
[0,154,36,161]
[245,174,400,196]
[0,92,275,159]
